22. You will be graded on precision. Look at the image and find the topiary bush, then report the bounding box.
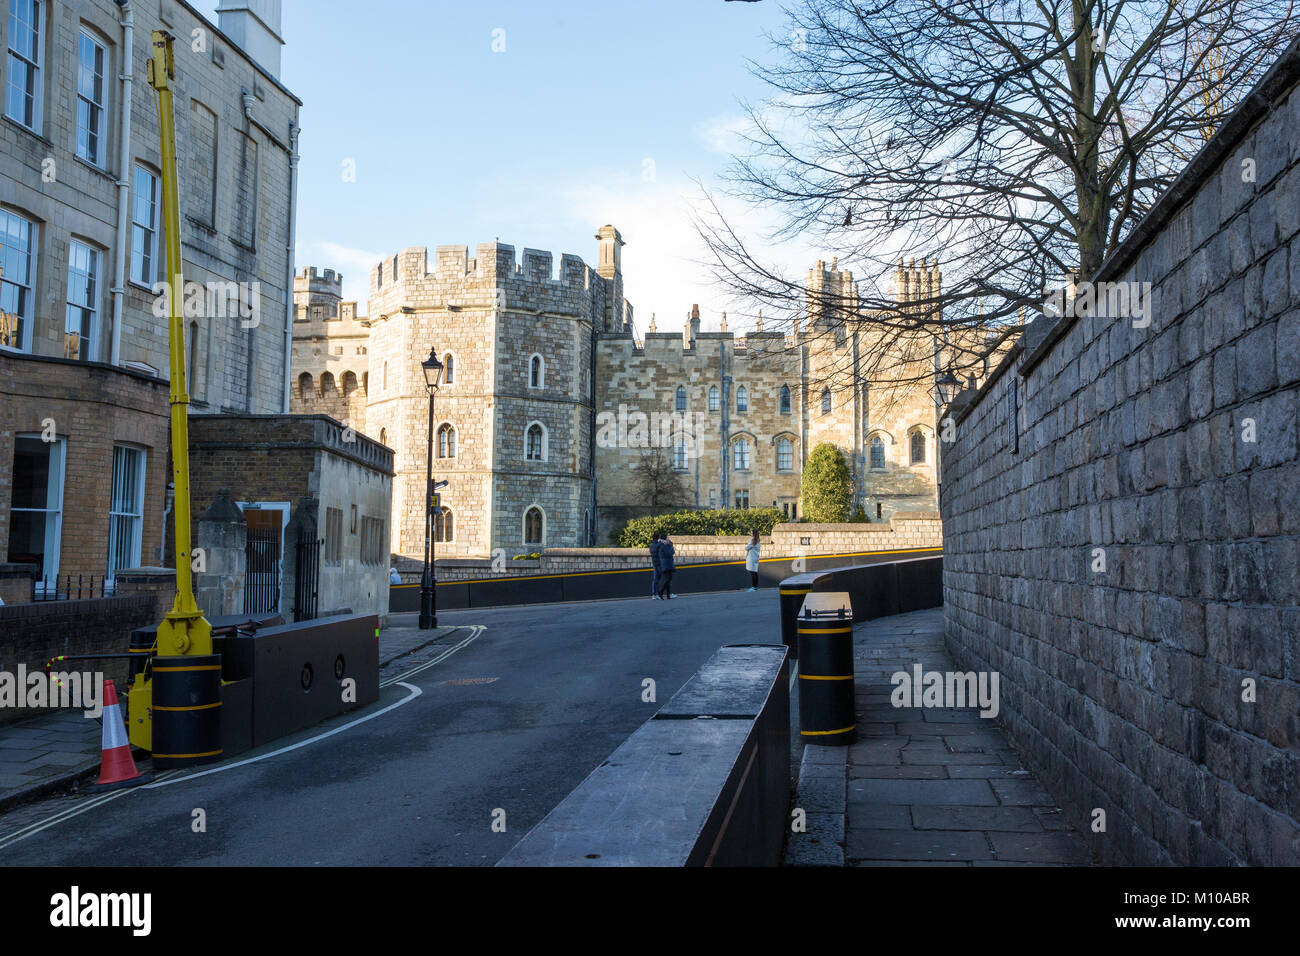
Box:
[613,507,785,548]
[801,442,853,522]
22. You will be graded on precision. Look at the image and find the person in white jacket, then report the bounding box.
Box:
[744,531,761,591]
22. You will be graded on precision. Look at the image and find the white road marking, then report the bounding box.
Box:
[143,681,424,789]
[0,771,179,851]
[380,625,485,687]
[0,623,487,849]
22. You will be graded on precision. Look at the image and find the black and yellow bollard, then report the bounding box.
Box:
[779,582,811,660]
[796,592,856,745]
[128,626,157,681]
[150,654,223,768]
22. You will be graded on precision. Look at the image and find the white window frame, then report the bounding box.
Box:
[107,444,146,584]
[5,0,43,132]
[524,421,548,462]
[708,386,719,412]
[10,433,65,593]
[736,385,748,412]
[528,353,545,388]
[65,239,100,362]
[130,165,161,287]
[0,208,38,353]
[76,28,108,167]
[732,437,751,471]
[776,437,794,472]
[671,436,688,471]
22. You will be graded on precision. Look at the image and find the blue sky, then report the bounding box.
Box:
[209,0,814,332]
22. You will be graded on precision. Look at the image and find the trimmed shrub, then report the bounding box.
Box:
[801,443,853,522]
[613,507,785,548]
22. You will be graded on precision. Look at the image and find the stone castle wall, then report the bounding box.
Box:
[940,44,1300,865]
[293,235,978,560]
[397,516,942,581]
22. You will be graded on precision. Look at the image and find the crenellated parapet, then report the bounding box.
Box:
[366,236,628,330]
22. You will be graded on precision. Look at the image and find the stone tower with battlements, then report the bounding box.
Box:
[290,267,370,433]
[292,227,997,556]
[342,230,632,559]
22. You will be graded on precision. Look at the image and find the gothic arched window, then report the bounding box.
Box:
[910,429,927,464]
[524,507,544,545]
[870,435,886,470]
[437,423,457,459]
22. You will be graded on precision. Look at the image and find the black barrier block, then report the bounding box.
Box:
[897,557,944,611]
[560,569,653,604]
[229,613,379,747]
[499,644,789,867]
[220,678,253,758]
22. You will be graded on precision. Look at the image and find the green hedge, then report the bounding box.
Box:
[613,508,785,548]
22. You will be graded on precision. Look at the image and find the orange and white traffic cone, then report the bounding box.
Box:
[91,679,146,791]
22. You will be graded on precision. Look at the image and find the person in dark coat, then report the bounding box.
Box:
[649,532,664,599]
[656,534,677,599]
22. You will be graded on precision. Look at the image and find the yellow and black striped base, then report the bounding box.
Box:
[796,621,857,745]
[151,655,224,768]
[779,587,811,659]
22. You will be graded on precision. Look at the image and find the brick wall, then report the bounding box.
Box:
[0,353,170,585]
[0,595,157,725]
[940,43,1300,865]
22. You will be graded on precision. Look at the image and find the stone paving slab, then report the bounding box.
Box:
[785,607,1093,867]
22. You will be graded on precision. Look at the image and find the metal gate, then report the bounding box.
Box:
[294,536,322,621]
[244,523,282,614]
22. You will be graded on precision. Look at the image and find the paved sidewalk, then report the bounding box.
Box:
[785,608,1092,866]
[0,622,461,812]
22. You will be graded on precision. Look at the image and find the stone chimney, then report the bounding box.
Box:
[216,0,284,80]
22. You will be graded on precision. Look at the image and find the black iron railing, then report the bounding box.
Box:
[30,574,116,602]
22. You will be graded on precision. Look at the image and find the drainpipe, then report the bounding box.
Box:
[281,121,300,412]
[109,0,134,367]
[241,90,258,409]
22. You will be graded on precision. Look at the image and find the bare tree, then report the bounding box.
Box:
[632,448,693,509]
[698,0,1297,389]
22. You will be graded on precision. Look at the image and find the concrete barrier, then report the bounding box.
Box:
[391,546,942,612]
[497,643,789,867]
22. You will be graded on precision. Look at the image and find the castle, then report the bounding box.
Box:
[290,226,967,559]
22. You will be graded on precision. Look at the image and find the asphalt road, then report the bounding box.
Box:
[0,588,787,866]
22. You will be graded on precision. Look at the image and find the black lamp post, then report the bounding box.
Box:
[419,348,444,630]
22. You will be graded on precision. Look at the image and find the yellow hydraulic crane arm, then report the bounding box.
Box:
[146,30,211,658]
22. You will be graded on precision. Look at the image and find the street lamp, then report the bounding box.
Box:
[935,370,961,406]
[419,348,444,630]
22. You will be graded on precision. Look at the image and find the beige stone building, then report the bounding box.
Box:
[292,228,987,559]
